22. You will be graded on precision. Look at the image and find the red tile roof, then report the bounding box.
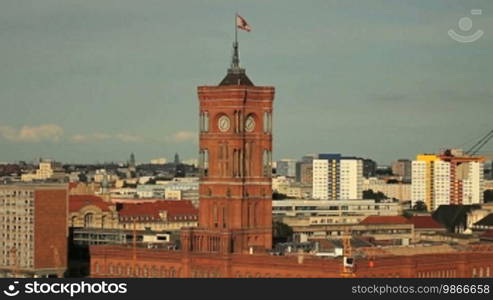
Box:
[407,216,444,229]
[359,216,410,225]
[480,230,493,239]
[69,195,112,212]
[118,200,198,222]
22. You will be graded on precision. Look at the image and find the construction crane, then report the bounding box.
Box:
[340,227,355,277]
[466,129,493,156]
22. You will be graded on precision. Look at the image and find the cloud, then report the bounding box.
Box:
[71,132,144,143]
[70,133,111,143]
[169,131,195,143]
[115,134,144,143]
[0,124,63,142]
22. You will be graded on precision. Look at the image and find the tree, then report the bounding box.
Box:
[272,221,293,244]
[484,190,493,203]
[272,192,289,200]
[363,189,388,202]
[412,201,427,212]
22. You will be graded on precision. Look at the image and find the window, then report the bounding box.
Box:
[213,205,218,228]
[263,150,272,177]
[200,111,209,132]
[199,149,209,177]
[84,213,94,228]
[263,111,272,134]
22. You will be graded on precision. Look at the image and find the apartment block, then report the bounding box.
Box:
[0,184,68,277]
[411,152,485,211]
[312,154,363,200]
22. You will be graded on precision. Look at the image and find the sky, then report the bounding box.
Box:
[0,0,492,165]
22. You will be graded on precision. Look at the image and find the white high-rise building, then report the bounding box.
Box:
[461,161,484,205]
[312,154,363,200]
[432,160,450,207]
[411,153,484,211]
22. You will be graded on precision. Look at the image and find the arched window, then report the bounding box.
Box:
[222,206,227,228]
[263,111,272,134]
[213,204,218,228]
[199,149,209,177]
[200,111,209,132]
[263,150,272,177]
[218,143,228,176]
[151,266,159,277]
[253,203,258,226]
[204,111,209,132]
[84,213,94,228]
[234,110,240,133]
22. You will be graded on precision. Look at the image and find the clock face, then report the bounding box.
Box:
[245,116,255,132]
[218,115,230,132]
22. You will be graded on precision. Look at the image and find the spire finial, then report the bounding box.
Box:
[231,12,240,69]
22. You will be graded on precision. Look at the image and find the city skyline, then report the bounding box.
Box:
[1,0,493,165]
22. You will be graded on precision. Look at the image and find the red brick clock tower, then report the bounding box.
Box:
[181,39,275,254]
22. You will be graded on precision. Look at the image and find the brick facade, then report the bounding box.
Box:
[34,189,68,271]
[90,245,493,278]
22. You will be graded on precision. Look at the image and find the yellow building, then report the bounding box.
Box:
[412,155,439,211]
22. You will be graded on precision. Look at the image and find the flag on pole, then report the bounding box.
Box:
[236,14,251,32]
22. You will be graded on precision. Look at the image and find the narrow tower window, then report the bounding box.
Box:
[199,149,209,177]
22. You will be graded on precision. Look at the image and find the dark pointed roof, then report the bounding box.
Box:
[219,68,254,86]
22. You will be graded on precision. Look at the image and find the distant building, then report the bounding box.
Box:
[412,152,485,211]
[363,178,411,202]
[182,159,198,167]
[391,159,412,182]
[165,189,181,200]
[272,176,311,199]
[129,153,136,169]
[273,199,402,219]
[21,160,65,182]
[296,156,314,184]
[276,159,297,177]
[136,185,166,198]
[69,195,198,232]
[150,158,168,165]
[312,154,363,200]
[362,159,377,178]
[0,184,68,277]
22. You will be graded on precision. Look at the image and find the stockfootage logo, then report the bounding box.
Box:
[3,281,20,297]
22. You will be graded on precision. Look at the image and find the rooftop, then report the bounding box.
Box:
[118,200,198,221]
[69,194,112,212]
[359,216,410,225]
[407,216,444,229]
[219,68,253,86]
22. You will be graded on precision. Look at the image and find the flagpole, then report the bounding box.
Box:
[235,12,238,45]
[232,12,239,69]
